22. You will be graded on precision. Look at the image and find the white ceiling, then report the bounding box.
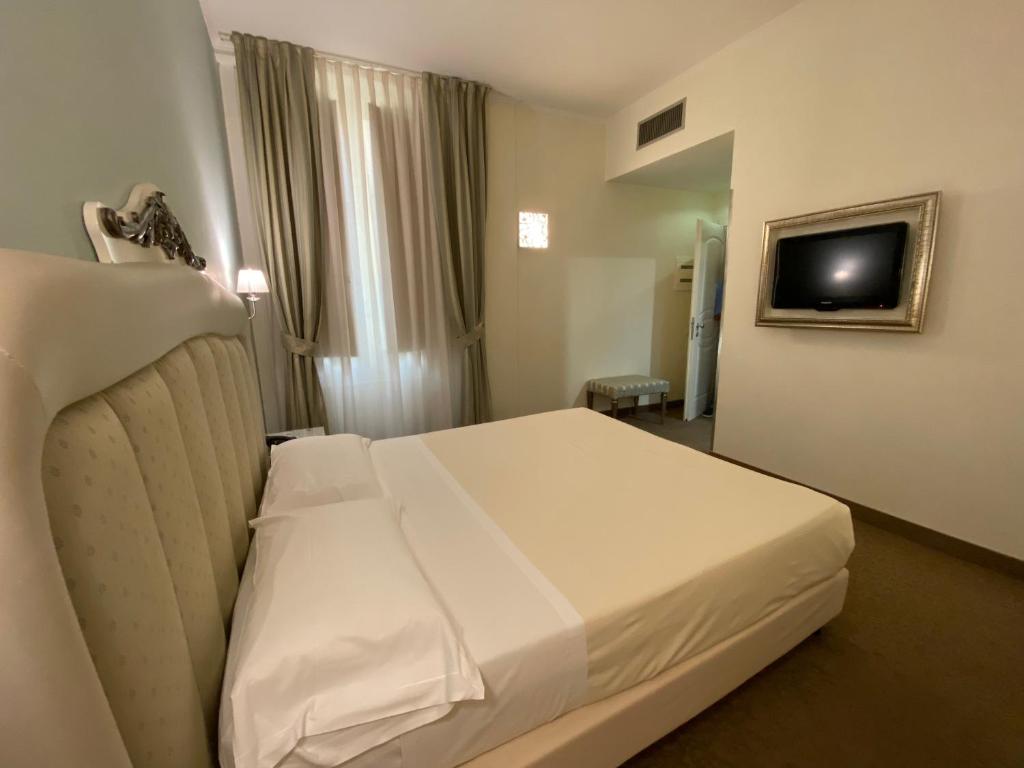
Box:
[200,0,799,115]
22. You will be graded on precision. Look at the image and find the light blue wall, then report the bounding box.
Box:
[0,0,241,286]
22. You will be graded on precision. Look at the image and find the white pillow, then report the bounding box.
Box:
[260,434,383,514]
[221,498,483,768]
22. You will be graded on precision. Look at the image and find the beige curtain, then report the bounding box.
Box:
[421,73,492,426]
[232,32,326,429]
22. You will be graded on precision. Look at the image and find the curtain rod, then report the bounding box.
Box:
[216,31,421,78]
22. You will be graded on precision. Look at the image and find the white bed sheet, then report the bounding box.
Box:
[349,437,590,768]
[236,409,852,768]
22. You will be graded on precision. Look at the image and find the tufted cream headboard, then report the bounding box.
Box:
[0,250,266,767]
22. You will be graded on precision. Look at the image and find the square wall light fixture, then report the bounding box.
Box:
[518,211,549,249]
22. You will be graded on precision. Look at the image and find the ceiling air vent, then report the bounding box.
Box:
[637,99,686,149]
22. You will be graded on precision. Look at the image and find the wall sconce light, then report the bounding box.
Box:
[236,267,270,425]
[236,267,269,319]
[518,211,549,249]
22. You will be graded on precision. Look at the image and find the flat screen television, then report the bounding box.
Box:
[771,222,908,311]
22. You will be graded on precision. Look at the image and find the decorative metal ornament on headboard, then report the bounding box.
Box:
[98,191,206,271]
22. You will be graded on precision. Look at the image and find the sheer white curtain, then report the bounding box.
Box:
[314,59,456,438]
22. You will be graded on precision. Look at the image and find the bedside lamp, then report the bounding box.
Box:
[236,267,269,426]
[236,267,269,319]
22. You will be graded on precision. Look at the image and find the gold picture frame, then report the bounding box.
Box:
[755,191,941,332]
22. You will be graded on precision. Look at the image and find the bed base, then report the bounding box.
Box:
[463,569,849,767]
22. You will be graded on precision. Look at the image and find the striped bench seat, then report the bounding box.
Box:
[587,375,670,422]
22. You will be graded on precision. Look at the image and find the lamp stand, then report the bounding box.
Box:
[245,294,269,430]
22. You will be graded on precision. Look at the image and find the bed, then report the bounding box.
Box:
[0,245,853,768]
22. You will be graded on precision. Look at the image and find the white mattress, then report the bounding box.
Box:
[419,408,855,702]
[344,409,853,767]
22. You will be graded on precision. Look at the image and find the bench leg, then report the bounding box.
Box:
[611,398,619,419]
[587,391,594,409]
[660,392,667,423]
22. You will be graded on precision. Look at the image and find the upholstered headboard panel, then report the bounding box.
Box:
[0,250,266,767]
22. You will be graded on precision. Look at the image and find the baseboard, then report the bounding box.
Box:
[710,451,1023,581]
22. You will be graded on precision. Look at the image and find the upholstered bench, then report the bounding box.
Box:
[587,375,670,422]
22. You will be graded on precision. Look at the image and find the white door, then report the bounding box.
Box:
[684,219,727,421]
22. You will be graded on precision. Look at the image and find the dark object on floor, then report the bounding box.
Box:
[265,434,296,448]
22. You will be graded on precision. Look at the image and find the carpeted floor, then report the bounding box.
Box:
[621,407,714,452]
[613,413,1024,767]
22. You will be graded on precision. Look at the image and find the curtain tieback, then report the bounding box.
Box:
[282,333,318,357]
[456,322,484,347]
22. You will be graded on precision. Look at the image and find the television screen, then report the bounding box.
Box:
[771,222,908,310]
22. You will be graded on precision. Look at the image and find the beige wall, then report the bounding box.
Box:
[486,96,729,420]
[0,0,241,288]
[606,0,1024,557]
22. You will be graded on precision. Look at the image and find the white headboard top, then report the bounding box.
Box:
[0,248,243,417]
[83,182,206,270]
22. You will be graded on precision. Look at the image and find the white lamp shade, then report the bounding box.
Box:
[236,268,269,295]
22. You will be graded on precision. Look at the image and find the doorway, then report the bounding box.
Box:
[621,216,726,454]
[684,218,726,430]
[610,131,734,454]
